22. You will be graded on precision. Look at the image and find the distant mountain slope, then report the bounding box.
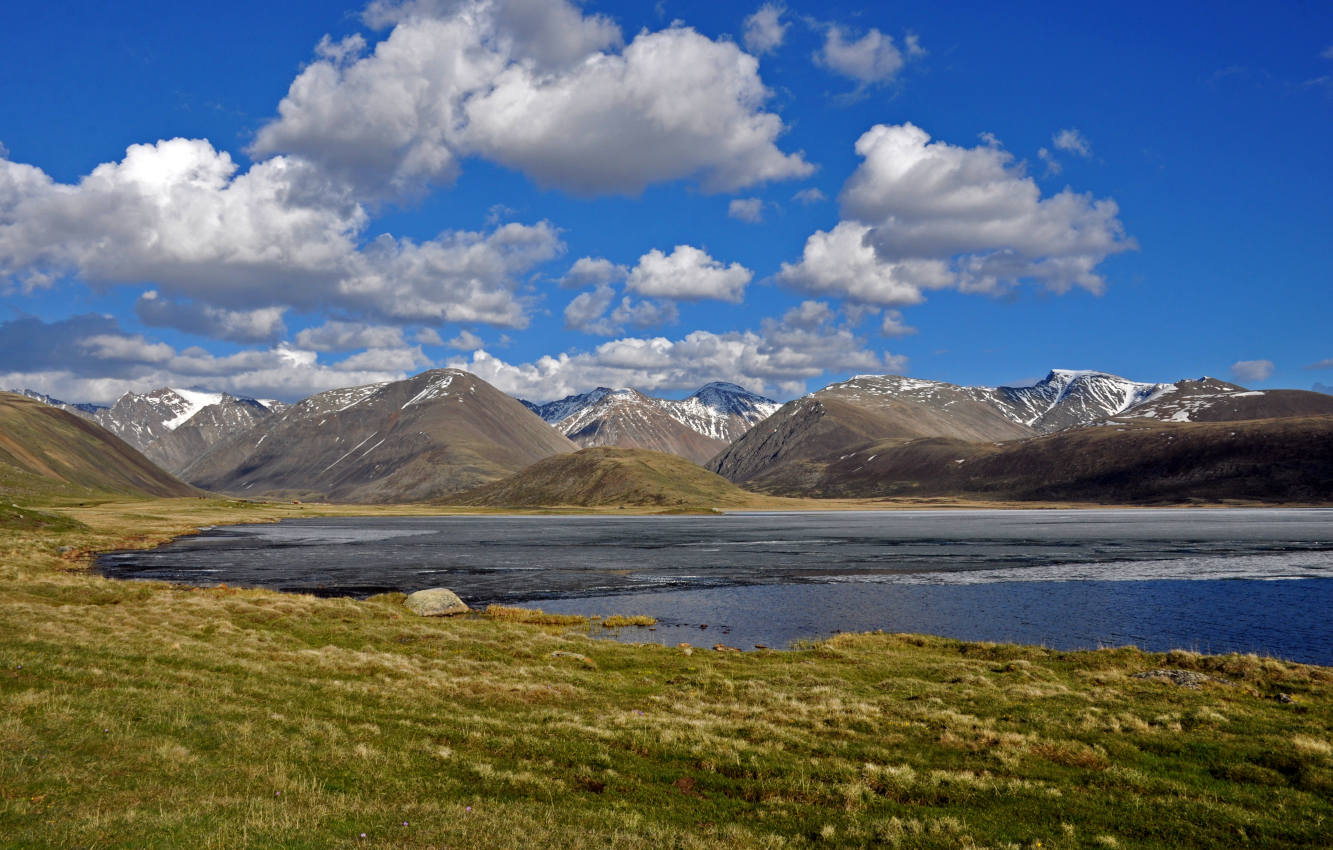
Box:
[987,370,1171,432]
[551,388,729,464]
[741,416,1333,504]
[0,393,197,500]
[1114,378,1333,424]
[141,395,278,473]
[5,389,107,417]
[710,375,1034,485]
[446,446,754,507]
[710,369,1333,487]
[521,382,779,463]
[182,369,576,502]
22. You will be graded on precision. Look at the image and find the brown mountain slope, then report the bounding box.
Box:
[556,389,729,464]
[743,415,1333,504]
[182,369,575,502]
[0,393,197,501]
[446,446,753,507]
[709,375,1033,484]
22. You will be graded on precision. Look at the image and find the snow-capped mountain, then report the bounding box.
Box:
[709,367,1333,487]
[181,369,575,502]
[519,381,780,464]
[658,382,782,442]
[988,370,1173,433]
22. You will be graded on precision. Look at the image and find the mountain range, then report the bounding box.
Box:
[8,367,1332,505]
[520,382,779,464]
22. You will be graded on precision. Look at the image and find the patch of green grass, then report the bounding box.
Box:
[0,499,1330,848]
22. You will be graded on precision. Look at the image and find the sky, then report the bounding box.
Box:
[1,0,1330,404]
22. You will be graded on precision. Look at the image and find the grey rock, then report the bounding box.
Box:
[403,588,470,617]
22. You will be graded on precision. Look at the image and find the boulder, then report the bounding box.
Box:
[404,588,470,617]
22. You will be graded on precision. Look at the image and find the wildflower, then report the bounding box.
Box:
[466,806,472,812]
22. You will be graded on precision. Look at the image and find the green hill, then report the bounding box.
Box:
[446,446,754,508]
[0,392,197,502]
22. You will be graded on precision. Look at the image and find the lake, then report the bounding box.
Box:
[97,508,1333,664]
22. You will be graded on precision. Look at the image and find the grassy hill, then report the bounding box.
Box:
[447,446,755,507]
[0,392,197,502]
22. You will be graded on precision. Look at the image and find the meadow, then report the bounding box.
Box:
[2,498,1331,848]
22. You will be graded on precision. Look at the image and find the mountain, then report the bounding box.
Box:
[0,392,197,501]
[521,382,779,464]
[181,369,576,502]
[710,374,1034,485]
[140,395,280,473]
[739,415,1333,505]
[446,446,754,508]
[5,389,108,417]
[987,369,1171,432]
[1113,378,1333,424]
[709,369,1333,487]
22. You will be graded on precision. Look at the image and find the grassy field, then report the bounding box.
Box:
[2,498,1331,848]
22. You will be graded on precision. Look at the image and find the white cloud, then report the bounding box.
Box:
[880,309,917,337]
[453,309,896,401]
[743,4,787,55]
[563,284,619,333]
[0,315,422,403]
[1231,359,1274,383]
[728,197,764,223]
[778,221,953,305]
[561,256,628,288]
[816,25,922,86]
[837,123,1134,295]
[135,291,287,344]
[793,187,826,204]
[1037,147,1061,176]
[415,328,445,346]
[252,0,811,198]
[443,329,483,349]
[314,33,368,66]
[626,245,752,302]
[564,284,679,335]
[1053,128,1092,158]
[0,139,562,329]
[294,321,407,351]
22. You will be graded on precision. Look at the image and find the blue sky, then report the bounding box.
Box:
[1,0,1329,403]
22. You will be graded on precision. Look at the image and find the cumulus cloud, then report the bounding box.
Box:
[778,221,952,304]
[293,321,407,351]
[560,256,627,288]
[1231,359,1274,383]
[782,123,1134,303]
[743,4,787,55]
[443,329,483,349]
[252,0,812,197]
[1037,147,1061,176]
[0,315,421,403]
[0,139,562,328]
[626,245,752,303]
[1053,128,1093,158]
[728,197,764,222]
[816,25,923,87]
[135,291,287,344]
[454,306,897,400]
[564,284,678,335]
[880,309,917,337]
[793,187,826,204]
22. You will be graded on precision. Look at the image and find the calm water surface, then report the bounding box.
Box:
[98,509,1333,663]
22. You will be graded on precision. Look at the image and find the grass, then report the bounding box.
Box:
[1,498,1331,848]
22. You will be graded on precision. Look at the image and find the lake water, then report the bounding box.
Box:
[97,509,1333,664]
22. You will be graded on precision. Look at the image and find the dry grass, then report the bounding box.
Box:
[484,604,591,627]
[1,497,1331,848]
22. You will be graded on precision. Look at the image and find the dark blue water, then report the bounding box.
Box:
[97,509,1333,663]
